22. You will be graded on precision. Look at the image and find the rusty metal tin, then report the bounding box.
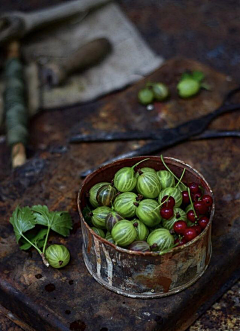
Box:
[77,156,214,298]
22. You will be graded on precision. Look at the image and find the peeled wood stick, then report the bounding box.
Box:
[42,38,112,86]
[5,41,27,168]
[11,142,26,168]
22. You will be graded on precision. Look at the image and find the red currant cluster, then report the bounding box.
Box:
[160,182,213,246]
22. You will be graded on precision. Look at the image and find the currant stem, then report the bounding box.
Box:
[152,194,171,212]
[131,158,149,170]
[160,155,187,189]
[188,187,197,219]
[175,168,186,188]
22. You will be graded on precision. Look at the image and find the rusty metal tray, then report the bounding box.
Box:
[0,58,240,331]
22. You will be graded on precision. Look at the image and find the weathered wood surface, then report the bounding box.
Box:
[0,58,240,331]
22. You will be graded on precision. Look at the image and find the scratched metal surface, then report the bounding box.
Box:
[0,58,240,331]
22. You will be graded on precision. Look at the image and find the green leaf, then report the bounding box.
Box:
[31,205,51,226]
[49,211,72,237]
[201,82,212,91]
[32,205,72,237]
[82,205,93,226]
[10,206,36,242]
[192,71,205,82]
[181,72,192,81]
[20,228,48,250]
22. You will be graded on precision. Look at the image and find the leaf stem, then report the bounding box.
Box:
[42,225,51,255]
[160,155,187,190]
[21,233,42,255]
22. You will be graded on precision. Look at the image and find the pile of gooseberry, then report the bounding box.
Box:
[84,157,213,254]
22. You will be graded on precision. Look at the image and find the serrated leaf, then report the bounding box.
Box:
[192,71,205,82]
[49,212,72,237]
[32,205,51,226]
[10,206,36,242]
[32,205,72,237]
[20,228,48,250]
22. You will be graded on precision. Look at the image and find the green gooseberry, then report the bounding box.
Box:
[111,220,137,247]
[177,78,200,98]
[113,159,149,192]
[136,170,161,198]
[147,229,174,251]
[113,192,139,218]
[96,184,117,206]
[131,219,149,241]
[89,182,110,208]
[92,227,106,238]
[138,88,154,105]
[105,231,115,244]
[45,244,70,269]
[152,83,169,101]
[91,206,111,229]
[157,170,175,189]
[136,199,161,227]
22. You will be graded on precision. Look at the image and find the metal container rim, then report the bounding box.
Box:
[77,156,215,257]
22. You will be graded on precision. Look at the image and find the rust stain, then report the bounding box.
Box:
[87,230,92,254]
[134,274,172,293]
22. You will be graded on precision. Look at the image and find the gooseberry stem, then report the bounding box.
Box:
[21,233,49,267]
[160,155,187,190]
[41,253,50,267]
[131,158,149,170]
[188,187,197,219]
[42,225,51,255]
[175,168,186,188]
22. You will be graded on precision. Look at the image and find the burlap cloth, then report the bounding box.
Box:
[0,0,163,126]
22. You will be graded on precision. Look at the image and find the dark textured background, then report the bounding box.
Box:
[0,1,239,330]
[1,0,240,82]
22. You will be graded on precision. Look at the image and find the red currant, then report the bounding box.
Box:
[173,221,187,234]
[188,182,200,194]
[184,228,197,242]
[192,192,202,202]
[194,201,208,215]
[187,210,196,223]
[161,196,175,208]
[174,237,187,246]
[198,216,209,229]
[191,225,202,235]
[202,195,213,207]
[182,191,190,204]
[160,207,174,219]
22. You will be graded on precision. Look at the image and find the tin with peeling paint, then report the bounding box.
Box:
[78,156,214,298]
